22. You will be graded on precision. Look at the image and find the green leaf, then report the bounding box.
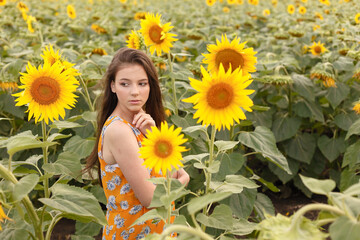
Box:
[196,204,234,230]
[238,126,291,174]
[330,216,360,240]
[325,82,350,109]
[130,208,164,227]
[63,136,95,159]
[343,182,360,196]
[160,185,190,207]
[187,192,232,215]
[13,174,39,202]
[227,189,257,218]
[1,131,57,156]
[210,175,259,193]
[253,193,275,220]
[40,184,107,225]
[334,113,357,131]
[214,140,238,152]
[317,135,346,162]
[42,151,83,182]
[272,116,301,142]
[345,118,360,140]
[213,152,245,181]
[47,133,72,142]
[292,73,315,101]
[50,120,84,131]
[228,218,257,235]
[183,153,209,163]
[82,111,97,122]
[303,99,324,122]
[285,133,316,164]
[332,57,354,71]
[300,174,335,195]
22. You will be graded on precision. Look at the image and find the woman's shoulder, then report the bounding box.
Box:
[106,119,135,139]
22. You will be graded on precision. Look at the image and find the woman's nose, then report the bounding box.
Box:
[131,85,139,95]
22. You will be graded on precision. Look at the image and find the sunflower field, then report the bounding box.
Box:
[1,0,360,239]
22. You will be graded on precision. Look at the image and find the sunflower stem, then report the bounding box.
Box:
[41,120,50,199]
[201,126,216,231]
[79,75,94,112]
[45,213,64,240]
[166,171,172,224]
[167,52,178,115]
[289,203,345,231]
[8,154,12,171]
[288,84,292,116]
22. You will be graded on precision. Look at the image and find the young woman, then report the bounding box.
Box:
[85,48,189,240]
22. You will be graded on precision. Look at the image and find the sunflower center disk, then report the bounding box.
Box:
[155,140,173,158]
[149,25,164,44]
[30,77,60,105]
[314,46,322,54]
[215,49,244,72]
[206,83,234,109]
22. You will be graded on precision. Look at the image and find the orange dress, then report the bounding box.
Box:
[98,116,165,240]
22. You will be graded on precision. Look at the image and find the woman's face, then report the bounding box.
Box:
[111,64,150,116]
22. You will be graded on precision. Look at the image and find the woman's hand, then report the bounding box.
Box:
[172,168,190,186]
[132,109,156,135]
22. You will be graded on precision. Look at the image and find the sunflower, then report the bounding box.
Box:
[301,0,307,2]
[0,81,18,91]
[66,4,76,19]
[355,13,360,24]
[91,24,107,34]
[319,0,330,5]
[140,121,188,175]
[309,41,327,56]
[12,60,79,124]
[92,48,108,56]
[248,0,258,5]
[134,12,146,20]
[310,71,336,88]
[126,30,141,50]
[287,5,295,15]
[353,101,360,114]
[119,0,127,3]
[0,0,6,6]
[271,0,277,6]
[16,2,29,12]
[183,65,254,131]
[41,45,75,72]
[227,0,236,4]
[140,13,177,56]
[315,12,324,20]
[206,0,216,6]
[263,9,270,16]
[313,24,321,31]
[299,6,306,15]
[27,15,36,33]
[223,7,230,13]
[238,0,244,4]
[202,34,257,76]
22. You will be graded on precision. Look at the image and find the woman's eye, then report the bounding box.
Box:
[120,83,128,86]
[139,82,148,86]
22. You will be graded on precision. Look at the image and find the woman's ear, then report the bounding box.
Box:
[111,82,115,93]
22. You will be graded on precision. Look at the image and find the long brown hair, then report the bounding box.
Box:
[84,47,165,183]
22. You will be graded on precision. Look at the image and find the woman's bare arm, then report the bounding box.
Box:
[106,121,155,208]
